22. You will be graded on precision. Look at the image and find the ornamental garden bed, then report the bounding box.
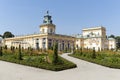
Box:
[0,53,76,71]
[0,45,76,71]
[69,49,120,69]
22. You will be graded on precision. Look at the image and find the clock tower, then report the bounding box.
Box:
[40,11,56,34]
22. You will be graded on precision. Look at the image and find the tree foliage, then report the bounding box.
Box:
[0,47,3,56]
[0,35,2,37]
[108,34,115,38]
[115,36,120,49]
[3,31,14,38]
[18,44,22,60]
[52,43,58,64]
[80,47,83,55]
[92,47,96,59]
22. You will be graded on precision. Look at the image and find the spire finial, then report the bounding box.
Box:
[47,10,49,15]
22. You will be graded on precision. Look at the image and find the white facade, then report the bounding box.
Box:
[40,24,56,34]
[108,38,116,50]
[75,27,116,51]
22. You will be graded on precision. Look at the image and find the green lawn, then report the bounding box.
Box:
[69,50,120,69]
[0,52,76,71]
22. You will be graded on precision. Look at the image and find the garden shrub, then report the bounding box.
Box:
[92,47,96,59]
[0,47,3,56]
[18,45,22,60]
[52,43,59,65]
[80,47,83,55]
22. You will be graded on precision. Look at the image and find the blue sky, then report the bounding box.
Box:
[0,0,120,36]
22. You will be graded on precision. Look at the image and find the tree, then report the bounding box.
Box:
[108,34,115,38]
[4,45,7,50]
[11,46,15,53]
[0,47,3,56]
[72,46,75,54]
[0,35,2,37]
[115,36,120,49]
[92,47,96,59]
[18,44,22,60]
[52,43,58,64]
[80,47,83,55]
[3,31,14,38]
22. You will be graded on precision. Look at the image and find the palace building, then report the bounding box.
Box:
[3,12,75,51]
[75,27,116,51]
[2,12,116,51]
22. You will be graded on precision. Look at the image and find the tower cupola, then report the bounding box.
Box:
[40,11,56,34]
[43,11,53,24]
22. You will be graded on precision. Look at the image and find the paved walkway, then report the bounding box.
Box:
[0,53,120,80]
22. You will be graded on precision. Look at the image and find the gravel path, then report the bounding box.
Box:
[0,53,120,80]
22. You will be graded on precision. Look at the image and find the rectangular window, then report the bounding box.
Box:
[42,42,46,49]
[48,39,52,42]
[42,38,46,42]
